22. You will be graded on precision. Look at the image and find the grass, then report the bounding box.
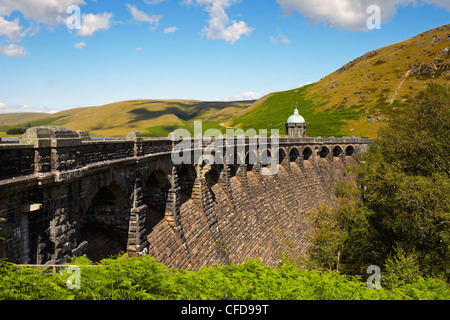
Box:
[0,100,253,138]
[228,84,361,138]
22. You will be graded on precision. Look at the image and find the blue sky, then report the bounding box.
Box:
[0,0,449,113]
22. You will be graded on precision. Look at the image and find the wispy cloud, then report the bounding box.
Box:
[164,26,178,33]
[184,0,253,44]
[144,0,168,4]
[216,91,262,101]
[270,33,290,45]
[126,3,162,28]
[74,41,86,49]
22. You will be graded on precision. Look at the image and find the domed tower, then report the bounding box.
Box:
[285,108,307,138]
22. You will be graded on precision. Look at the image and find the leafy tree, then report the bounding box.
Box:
[358,83,450,280]
[378,82,449,177]
[306,83,450,282]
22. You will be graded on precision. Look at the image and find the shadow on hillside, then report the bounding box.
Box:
[126,101,255,124]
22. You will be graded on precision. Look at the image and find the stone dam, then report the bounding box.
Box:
[0,126,373,269]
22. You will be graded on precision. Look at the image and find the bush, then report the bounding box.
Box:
[6,128,26,135]
[0,255,448,300]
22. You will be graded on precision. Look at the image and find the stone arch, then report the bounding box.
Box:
[279,148,287,165]
[142,169,171,237]
[178,163,196,201]
[260,148,272,168]
[79,182,131,262]
[245,149,257,172]
[303,147,313,161]
[346,145,356,156]
[319,146,330,159]
[289,147,300,163]
[143,170,170,213]
[332,146,343,157]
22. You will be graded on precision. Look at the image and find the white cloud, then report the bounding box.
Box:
[217,91,262,101]
[276,0,435,31]
[74,41,86,50]
[270,33,290,45]
[135,47,143,51]
[126,3,162,28]
[422,0,450,10]
[0,1,114,56]
[0,43,26,57]
[298,81,313,87]
[0,16,25,42]
[0,0,85,25]
[0,103,45,113]
[184,0,253,44]
[164,26,178,33]
[77,12,113,37]
[144,0,167,4]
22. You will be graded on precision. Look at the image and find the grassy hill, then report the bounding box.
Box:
[0,113,48,126]
[228,24,449,138]
[0,100,254,138]
[1,25,448,139]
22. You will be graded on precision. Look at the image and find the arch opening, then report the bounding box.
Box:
[319,147,330,159]
[260,149,272,168]
[333,146,343,157]
[80,184,130,262]
[303,147,313,161]
[143,170,171,236]
[279,149,287,165]
[245,151,257,172]
[346,146,356,156]
[290,148,300,163]
[178,164,196,201]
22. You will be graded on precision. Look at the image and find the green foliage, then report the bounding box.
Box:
[378,82,449,177]
[306,83,450,284]
[1,255,448,300]
[6,128,26,135]
[383,246,422,290]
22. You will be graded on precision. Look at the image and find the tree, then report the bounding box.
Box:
[306,83,450,281]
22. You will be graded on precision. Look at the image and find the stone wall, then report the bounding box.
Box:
[0,126,370,268]
[145,157,355,270]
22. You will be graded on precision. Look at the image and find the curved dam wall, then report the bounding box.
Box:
[145,157,355,270]
[0,127,370,267]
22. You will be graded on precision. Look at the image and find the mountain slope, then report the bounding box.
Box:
[0,99,254,137]
[0,113,47,126]
[228,24,450,138]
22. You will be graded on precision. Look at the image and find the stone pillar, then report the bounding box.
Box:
[165,166,190,259]
[128,179,149,257]
[193,164,219,235]
[20,126,82,173]
[127,206,148,257]
[127,131,143,157]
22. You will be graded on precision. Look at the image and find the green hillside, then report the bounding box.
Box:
[228,24,450,138]
[0,113,47,126]
[0,100,254,138]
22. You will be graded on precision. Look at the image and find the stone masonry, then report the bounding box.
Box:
[0,126,373,268]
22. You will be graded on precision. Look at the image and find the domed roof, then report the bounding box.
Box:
[287,108,305,124]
